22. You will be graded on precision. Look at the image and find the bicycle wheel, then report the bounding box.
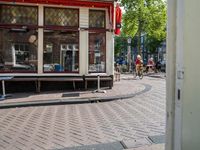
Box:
[139,69,143,79]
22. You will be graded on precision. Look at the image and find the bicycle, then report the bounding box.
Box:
[135,64,144,79]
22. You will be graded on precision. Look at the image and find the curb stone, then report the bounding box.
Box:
[0,83,152,109]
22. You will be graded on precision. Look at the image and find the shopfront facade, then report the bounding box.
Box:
[0,0,118,91]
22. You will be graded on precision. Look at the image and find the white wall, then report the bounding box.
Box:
[106,32,114,75]
[166,0,177,149]
[181,0,200,149]
[167,0,200,149]
[38,5,44,74]
[79,8,89,75]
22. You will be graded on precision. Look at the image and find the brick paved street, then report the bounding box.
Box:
[0,75,166,150]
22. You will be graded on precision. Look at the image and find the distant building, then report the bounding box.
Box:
[158,41,166,61]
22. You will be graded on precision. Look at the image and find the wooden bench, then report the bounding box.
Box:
[6,75,113,92]
[10,77,39,92]
[84,75,113,90]
[37,77,83,92]
[9,76,83,93]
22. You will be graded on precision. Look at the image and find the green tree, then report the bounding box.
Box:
[121,0,167,54]
[145,35,163,53]
[114,33,127,57]
[114,36,122,57]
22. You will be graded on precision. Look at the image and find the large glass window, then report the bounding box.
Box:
[89,32,106,73]
[43,7,79,73]
[89,10,105,28]
[0,5,38,25]
[43,31,79,73]
[0,4,38,73]
[0,29,38,73]
[44,7,79,27]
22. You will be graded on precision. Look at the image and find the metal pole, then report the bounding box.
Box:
[127,45,131,72]
[2,80,5,96]
[127,37,132,72]
[93,75,106,93]
[97,75,100,91]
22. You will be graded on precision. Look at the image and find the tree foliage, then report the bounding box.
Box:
[145,35,163,53]
[114,35,127,57]
[121,0,167,53]
[114,36,123,57]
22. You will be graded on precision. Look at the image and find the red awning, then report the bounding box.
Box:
[0,0,113,8]
[115,3,122,35]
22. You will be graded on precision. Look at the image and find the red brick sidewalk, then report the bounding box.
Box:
[0,75,166,150]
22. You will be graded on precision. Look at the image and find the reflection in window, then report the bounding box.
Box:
[89,32,106,73]
[0,5,38,25]
[89,10,105,28]
[44,7,79,27]
[0,29,38,72]
[43,31,79,73]
[44,43,53,65]
[13,44,29,65]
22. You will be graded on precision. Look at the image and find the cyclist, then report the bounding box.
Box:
[135,55,143,79]
[146,57,155,73]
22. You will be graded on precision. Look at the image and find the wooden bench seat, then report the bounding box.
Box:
[10,77,38,81]
[4,75,113,92]
[84,76,113,90]
[37,77,84,92]
[38,77,83,81]
[8,76,84,92]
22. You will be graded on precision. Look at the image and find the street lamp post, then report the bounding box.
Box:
[127,37,132,72]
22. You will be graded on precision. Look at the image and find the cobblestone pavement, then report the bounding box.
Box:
[0,76,166,150]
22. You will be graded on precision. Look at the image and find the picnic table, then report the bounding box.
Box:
[0,76,13,100]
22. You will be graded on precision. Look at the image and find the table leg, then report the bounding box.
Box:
[0,80,5,100]
[0,80,12,100]
[73,81,76,90]
[2,80,5,96]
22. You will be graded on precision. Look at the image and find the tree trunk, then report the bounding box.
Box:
[138,20,142,55]
[138,0,143,56]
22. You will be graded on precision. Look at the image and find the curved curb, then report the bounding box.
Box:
[0,84,152,109]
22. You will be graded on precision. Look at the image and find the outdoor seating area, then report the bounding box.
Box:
[0,75,113,96]
[84,75,113,90]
